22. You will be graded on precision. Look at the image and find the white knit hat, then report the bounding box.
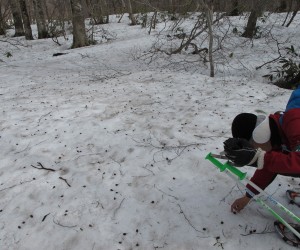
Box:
[252,115,271,144]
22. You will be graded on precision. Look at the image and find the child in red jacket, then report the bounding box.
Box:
[224,86,300,213]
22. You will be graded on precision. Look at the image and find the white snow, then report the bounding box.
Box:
[0,14,300,250]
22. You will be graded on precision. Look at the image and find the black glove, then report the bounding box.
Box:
[223,138,258,167]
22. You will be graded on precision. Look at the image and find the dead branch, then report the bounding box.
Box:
[0,179,35,192]
[53,217,77,228]
[0,38,28,48]
[37,111,52,126]
[31,162,56,172]
[171,13,225,55]
[42,213,51,222]
[112,198,125,220]
[155,184,179,200]
[178,204,202,232]
[255,33,285,70]
[59,177,71,187]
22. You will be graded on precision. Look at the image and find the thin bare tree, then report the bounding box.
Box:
[200,0,214,77]
[285,0,300,27]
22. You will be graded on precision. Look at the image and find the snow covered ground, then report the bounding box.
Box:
[0,14,299,250]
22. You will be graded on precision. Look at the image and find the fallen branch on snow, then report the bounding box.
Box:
[31,162,56,172]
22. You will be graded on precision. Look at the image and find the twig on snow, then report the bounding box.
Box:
[219,184,237,204]
[112,198,125,220]
[42,213,51,222]
[59,177,71,187]
[155,185,179,200]
[0,179,35,192]
[53,217,77,228]
[37,111,52,126]
[177,204,201,233]
[31,162,56,172]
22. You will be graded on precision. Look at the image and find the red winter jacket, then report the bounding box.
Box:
[246,109,300,196]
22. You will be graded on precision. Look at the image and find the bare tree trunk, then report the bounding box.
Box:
[19,0,33,40]
[33,0,49,39]
[286,10,298,27]
[10,0,24,37]
[207,8,214,77]
[43,0,50,20]
[242,11,258,38]
[111,0,117,13]
[70,0,89,48]
[227,0,239,16]
[86,0,92,16]
[90,0,109,24]
[118,0,126,23]
[277,0,288,12]
[169,0,175,13]
[0,5,6,35]
[242,0,265,38]
[127,0,137,25]
[103,0,109,24]
[282,0,293,26]
[201,0,214,77]
[286,0,300,27]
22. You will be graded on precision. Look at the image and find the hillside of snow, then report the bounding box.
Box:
[0,14,299,250]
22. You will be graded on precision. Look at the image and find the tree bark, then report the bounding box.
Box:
[103,0,109,24]
[169,0,175,13]
[70,0,89,48]
[277,0,288,12]
[286,10,298,27]
[127,0,137,25]
[33,0,49,39]
[0,5,6,35]
[286,0,300,27]
[227,0,240,16]
[10,0,25,37]
[242,0,265,38]
[90,0,109,24]
[111,0,117,13]
[242,11,258,38]
[19,0,33,40]
[206,7,214,77]
[200,0,214,77]
[85,0,92,17]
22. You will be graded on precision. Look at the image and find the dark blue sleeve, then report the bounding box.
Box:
[285,86,300,112]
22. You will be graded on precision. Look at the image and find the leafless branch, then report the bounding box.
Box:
[255,33,286,70]
[155,184,179,200]
[31,162,56,172]
[0,179,35,192]
[112,198,125,220]
[59,177,71,187]
[42,213,51,222]
[53,217,77,228]
[178,204,202,233]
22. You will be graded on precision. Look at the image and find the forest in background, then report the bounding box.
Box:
[0,0,300,88]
